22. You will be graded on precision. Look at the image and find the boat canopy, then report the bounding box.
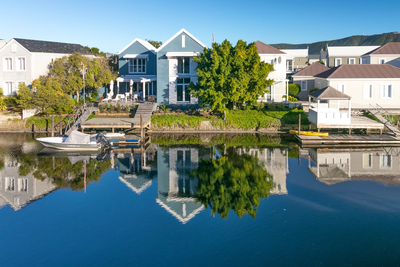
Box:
[64,131,91,144]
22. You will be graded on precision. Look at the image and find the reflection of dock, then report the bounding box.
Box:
[296,133,400,147]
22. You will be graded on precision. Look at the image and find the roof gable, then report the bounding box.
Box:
[327,46,379,57]
[309,86,351,100]
[156,28,206,52]
[255,41,285,54]
[0,39,32,55]
[315,64,400,79]
[13,38,92,55]
[117,38,156,55]
[363,42,400,56]
[293,62,329,77]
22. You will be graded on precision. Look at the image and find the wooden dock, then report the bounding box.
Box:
[295,133,400,147]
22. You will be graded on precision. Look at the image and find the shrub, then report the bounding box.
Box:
[308,88,319,94]
[124,105,130,113]
[267,103,276,111]
[116,103,121,113]
[288,95,299,102]
[108,103,114,113]
[255,103,264,111]
[288,83,300,96]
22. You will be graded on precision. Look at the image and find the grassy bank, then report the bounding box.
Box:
[151,109,309,130]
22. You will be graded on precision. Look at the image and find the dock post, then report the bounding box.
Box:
[59,111,62,136]
[298,114,301,135]
[140,114,144,142]
[51,114,54,137]
[32,123,35,133]
[349,128,352,135]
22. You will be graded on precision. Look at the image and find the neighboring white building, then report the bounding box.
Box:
[0,38,92,95]
[362,42,400,68]
[323,45,379,67]
[292,62,330,100]
[255,41,289,103]
[314,64,400,109]
[281,48,309,74]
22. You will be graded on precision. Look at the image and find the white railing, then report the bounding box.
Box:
[22,109,37,120]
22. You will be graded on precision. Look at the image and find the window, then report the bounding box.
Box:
[380,154,392,168]
[338,84,345,93]
[348,58,355,64]
[177,57,190,74]
[286,60,293,72]
[379,58,386,64]
[301,81,307,91]
[363,84,373,99]
[335,58,342,67]
[4,82,13,95]
[18,178,28,192]
[318,82,321,89]
[129,58,146,73]
[381,84,392,99]
[17,57,25,71]
[359,58,363,64]
[5,178,15,191]
[4,57,12,71]
[363,154,372,168]
[177,77,191,102]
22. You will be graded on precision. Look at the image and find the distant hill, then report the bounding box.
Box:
[270,32,400,55]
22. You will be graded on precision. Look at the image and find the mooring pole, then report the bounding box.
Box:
[51,114,54,137]
[140,114,143,142]
[59,111,62,136]
[298,114,301,135]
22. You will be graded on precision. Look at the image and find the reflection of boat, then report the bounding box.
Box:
[289,130,329,137]
[36,131,107,151]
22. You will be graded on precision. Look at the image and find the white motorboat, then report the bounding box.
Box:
[36,131,103,151]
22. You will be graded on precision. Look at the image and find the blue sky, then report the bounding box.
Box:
[1,0,399,53]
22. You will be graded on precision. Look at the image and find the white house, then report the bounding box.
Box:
[314,64,400,109]
[0,38,92,95]
[362,42,400,68]
[255,41,289,102]
[281,48,309,74]
[323,45,379,67]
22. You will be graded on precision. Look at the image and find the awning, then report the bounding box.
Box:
[117,75,156,83]
[122,54,149,60]
[165,52,200,58]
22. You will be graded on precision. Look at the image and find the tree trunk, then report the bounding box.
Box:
[76,91,79,103]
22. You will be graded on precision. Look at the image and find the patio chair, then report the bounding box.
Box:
[133,94,138,101]
[101,93,113,102]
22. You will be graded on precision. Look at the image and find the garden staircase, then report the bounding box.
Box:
[133,102,157,124]
[65,104,98,135]
[368,104,400,136]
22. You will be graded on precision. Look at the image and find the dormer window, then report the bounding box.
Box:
[129,58,146,73]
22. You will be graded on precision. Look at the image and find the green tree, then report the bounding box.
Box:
[189,40,274,112]
[190,147,273,219]
[145,39,162,48]
[14,84,34,110]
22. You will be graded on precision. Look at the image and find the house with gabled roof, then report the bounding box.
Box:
[0,38,92,95]
[323,45,379,67]
[314,64,400,109]
[255,41,288,103]
[362,42,400,68]
[281,48,309,74]
[116,29,206,106]
[292,62,330,100]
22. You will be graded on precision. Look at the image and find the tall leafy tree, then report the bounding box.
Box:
[189,40,274,112]
[190,147,273,219]
[145,39,162,48]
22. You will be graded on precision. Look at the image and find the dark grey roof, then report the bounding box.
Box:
[309,86,351,100]
[14,38,92,55]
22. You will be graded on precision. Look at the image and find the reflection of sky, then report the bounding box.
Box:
[1,150,400,266]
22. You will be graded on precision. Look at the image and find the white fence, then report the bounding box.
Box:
[22,109,38,120]
[309,108,351,125]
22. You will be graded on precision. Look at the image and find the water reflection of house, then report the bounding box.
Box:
[0,156,56,211]
[308,148,400,185]
[117,145,157,194]
[238,148,289,195]
[156,147,208,224]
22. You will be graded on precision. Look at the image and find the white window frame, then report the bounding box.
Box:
[301,81,307,91]
[176,77,191,102]
[379,58,386,64]
[362,153,373,169]
[128,58,146,74]
[359,58,363,64]
[18,178,28,193]
[181,35,185,48]
[379,154,392,169]
[3,57,13,71]
[338,83,345,93]
[16,57,26,71]
[5,177,15,191]
[363,84,373,99]
[348,58,356,64]
[286,59,293,72]
[335,58,342,67]
[177,57,190,74]
[4,82,14,95]
[380,84,392,99]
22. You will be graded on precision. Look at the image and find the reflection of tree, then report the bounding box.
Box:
[33,157,111,191]
[191,148,273,219]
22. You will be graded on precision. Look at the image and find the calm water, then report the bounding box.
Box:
[1,134,400,267]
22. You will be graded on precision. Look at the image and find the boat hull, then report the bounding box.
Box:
[36,137,101,151]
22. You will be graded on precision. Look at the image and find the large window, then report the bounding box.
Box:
[4,82,13,95]
[286,60,293,72]
[379,154,391,168]
[381,84,392,99]
[177,57,190,74]
[18,178,28,192]
[5,178,15,191]
[363,84,373,99]
[301,81,307,91]
[4,57,12,71]
[363,154,372,168]
[338,84,345,93]
[129,58,146,73]
[348,58,355,64]
[17,57,25,71]
[177,77,191,102]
